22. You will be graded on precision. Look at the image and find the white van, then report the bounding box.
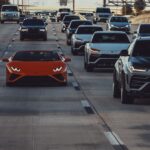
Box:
[0,5,20,24]
[94,7,112,22]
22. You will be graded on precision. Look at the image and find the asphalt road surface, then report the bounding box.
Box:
[0,21,149,150]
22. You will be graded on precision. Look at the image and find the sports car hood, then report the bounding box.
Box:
[130,56,150,69]
[75,34,92,42]
[110,22,129,27]
[90,43,130,54]
[7,61,66,75]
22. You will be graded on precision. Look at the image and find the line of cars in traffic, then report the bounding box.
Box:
[60,10,150,104]
[1,5,150,104]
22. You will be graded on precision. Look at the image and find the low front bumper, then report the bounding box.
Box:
[88,54,119,68]
[7,73,67,85]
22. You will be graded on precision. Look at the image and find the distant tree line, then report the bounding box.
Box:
[121,0,146,15]
[0,0,10,8]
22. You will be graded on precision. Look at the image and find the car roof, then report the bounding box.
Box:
[77,25,102,28]
[71,20,91,23]
[94,31,127,34]
[110,16,127,18]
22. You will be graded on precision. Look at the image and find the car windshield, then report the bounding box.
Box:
[2,6,18,12]
[96,8,111,13]
[110,17,128,22]
[92,33,130,43]
[63,16,80,21]
[76,27,103,34]
[23,19,45,26]
[70,21,92,28]
[132,40,150,57]
[12,51,60,61]
[139,25,150,33]
[59,8,70,12]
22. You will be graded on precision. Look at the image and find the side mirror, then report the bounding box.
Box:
[19,22,22,26]
[2,58,9,62]
[120,50,128,56]
[64,57,71,62]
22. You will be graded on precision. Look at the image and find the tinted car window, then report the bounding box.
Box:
[139,25,150,33]
[96,8,111,13]
[110,17,128,22]
[2,6,18,11]
[13,51,60,61]
[76,27,103,34]
[23,19,45,26]
[59,8,70,12]
[63,16,80,21]
[132,40,150,57]
[92,33,130,43]
[70,21,92,28]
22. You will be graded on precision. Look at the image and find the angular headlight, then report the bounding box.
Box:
[129,65,146,72]
[90,48,100,54]
[53,66,62,72]
[22,28,28,32]
[40,29,45,32]
[11,67,21,72]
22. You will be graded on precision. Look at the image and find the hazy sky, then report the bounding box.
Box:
[10,0,103,9]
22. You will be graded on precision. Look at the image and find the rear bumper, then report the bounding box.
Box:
[20,32,46,38]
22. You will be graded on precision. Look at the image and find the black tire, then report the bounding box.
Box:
[66,39,71,45]
[121,74,134,104]
[1,21,4,24]
[113,71,120,98]
[85,62,93,72]
[71,47,77,55]
[60,82,67,86]
[43,36,47,41]
[20,35,24,41]
[6,82,13,87]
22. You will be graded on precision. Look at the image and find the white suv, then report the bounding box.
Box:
[0,5,20,24]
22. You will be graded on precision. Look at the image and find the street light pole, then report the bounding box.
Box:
[73,0,75,12]
[22,0,23,12]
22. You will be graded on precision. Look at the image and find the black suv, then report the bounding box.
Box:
[20,18,47,41]
[61,15,80,32]
[113,37,150,104]
[66,20,92,45]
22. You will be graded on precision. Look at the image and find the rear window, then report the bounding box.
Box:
[132,40,150,57]
[76,27,103,34]
[23,19,44,26]
[2,6,18,12]
[63,16,80,21]
[59,8,70,12]
[96,8,111,13]
[92,33,130,43]
[70,21,92,28]
[110,17,128,22]
[13,51,60,61]
[139,25,150,33]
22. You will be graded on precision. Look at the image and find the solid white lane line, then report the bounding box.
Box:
[104,132,124,146]
[67,69,73,76]
[81,100,91,107]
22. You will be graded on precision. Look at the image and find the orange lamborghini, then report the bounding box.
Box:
[2,50,71,86]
